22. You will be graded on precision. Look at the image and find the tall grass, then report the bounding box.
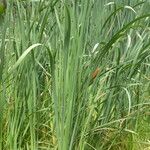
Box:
[0,0,150,149]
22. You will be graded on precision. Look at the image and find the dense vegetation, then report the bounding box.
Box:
[0,0,150,149]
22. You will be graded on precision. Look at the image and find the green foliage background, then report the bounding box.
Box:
[0,0,150,150]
